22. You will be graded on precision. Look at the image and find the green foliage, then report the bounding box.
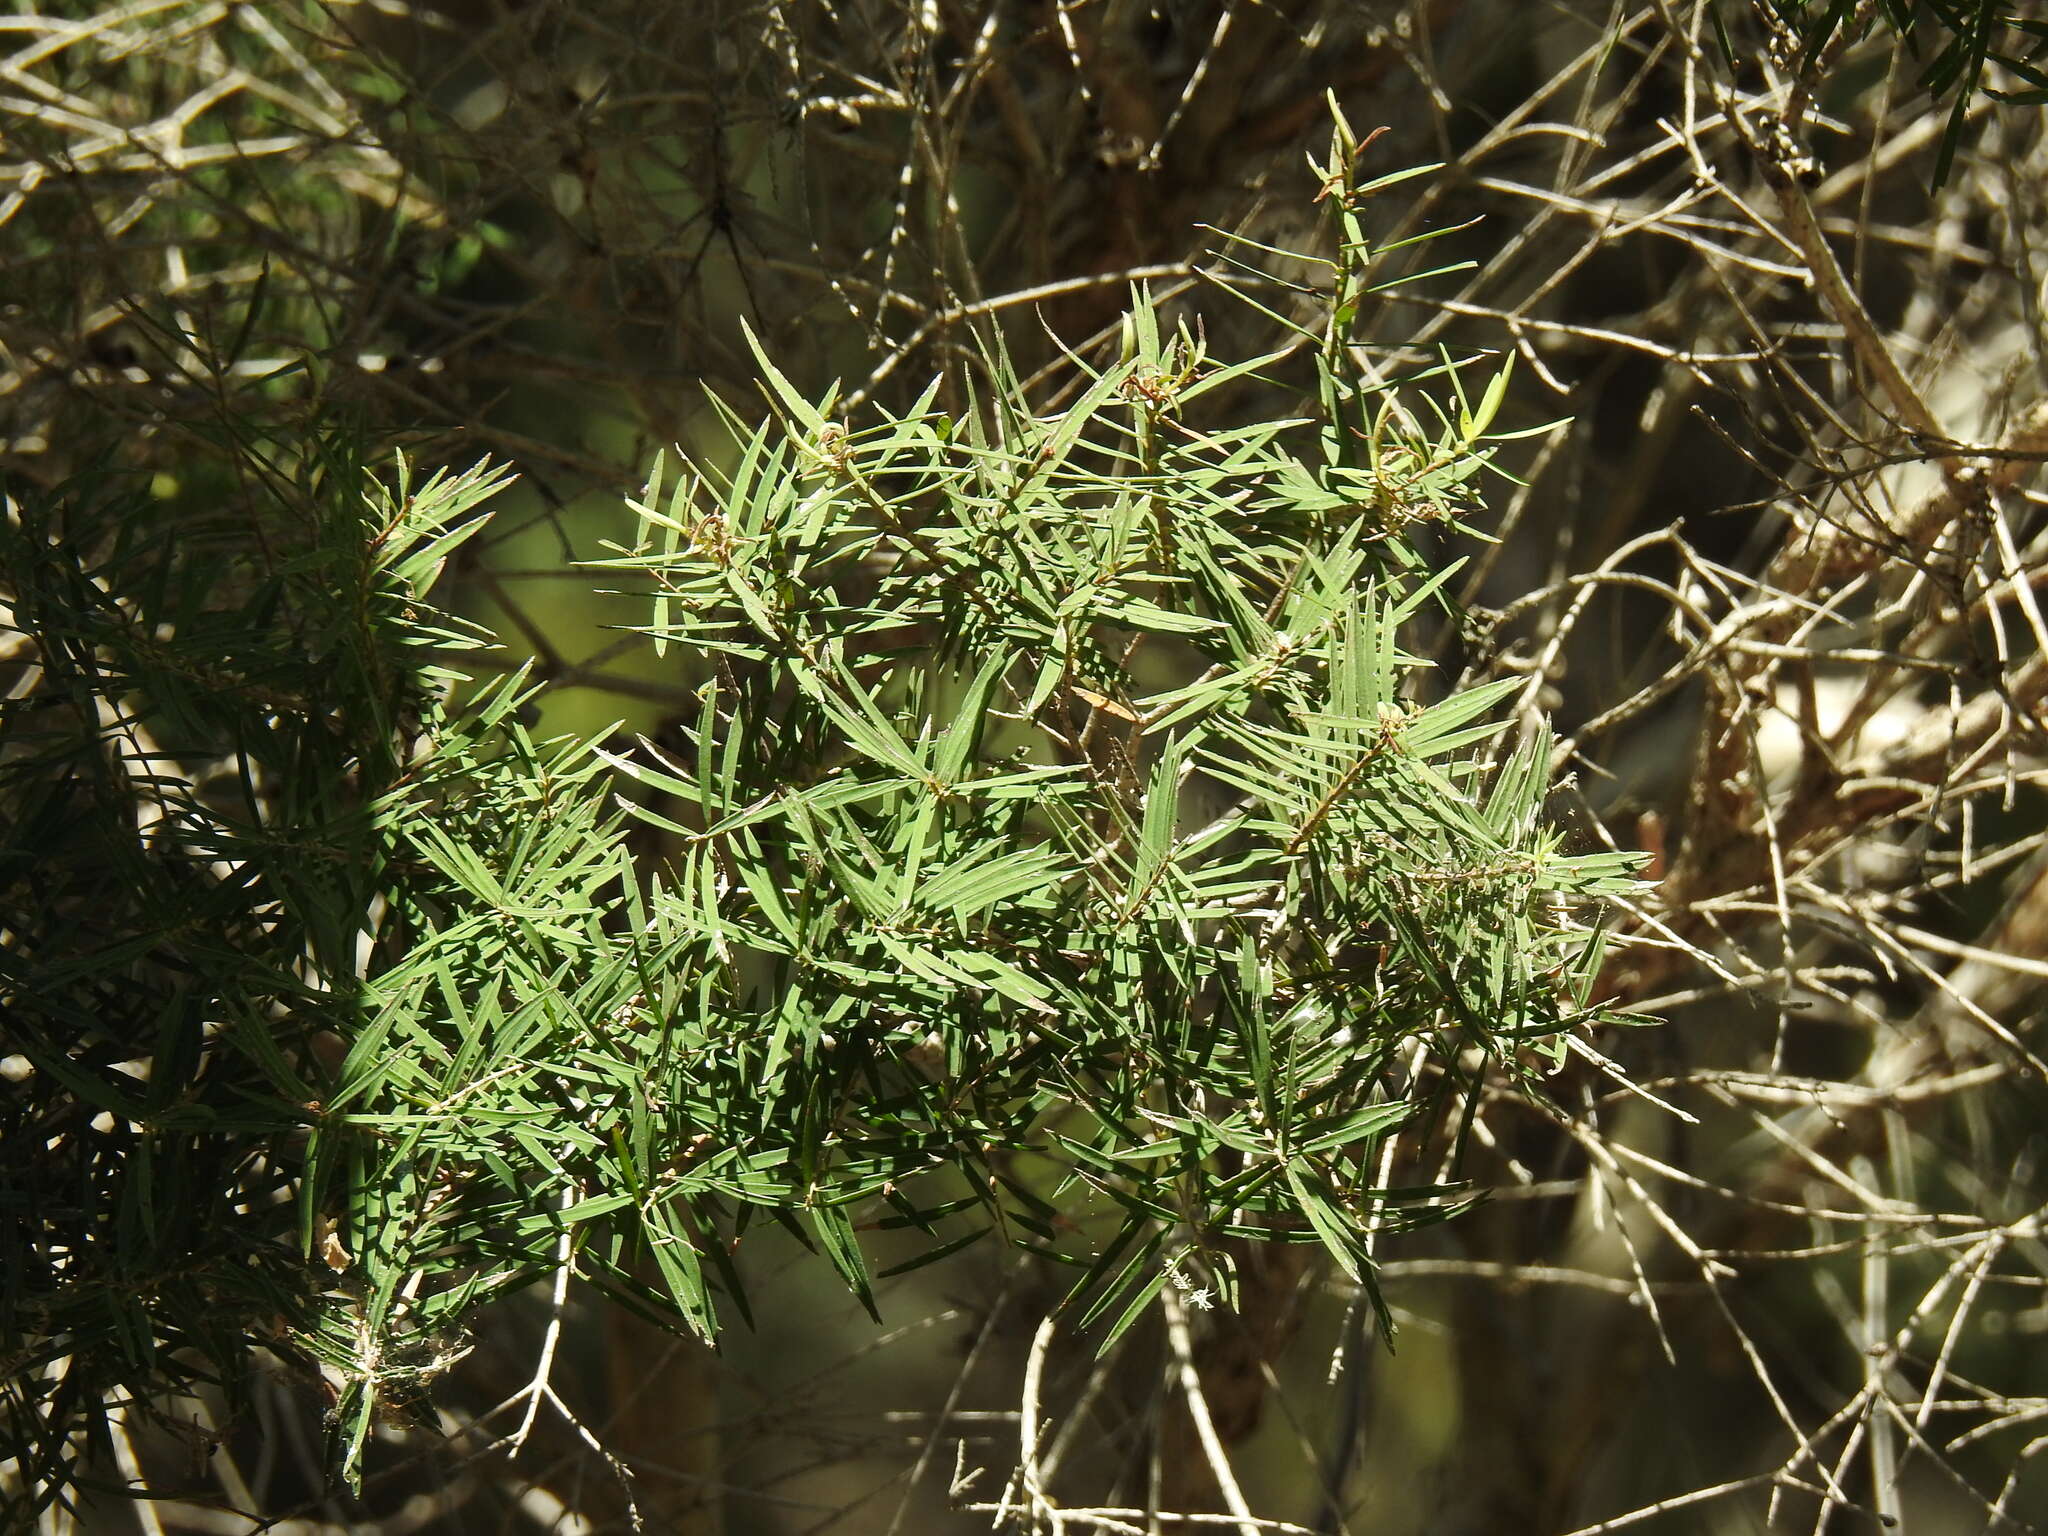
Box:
[3,125,1639,1508]
[13,5,2048,1526]
[0,437,529,1515]
[572,121,1638,1367]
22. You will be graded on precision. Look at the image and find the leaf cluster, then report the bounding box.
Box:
[3,125,1640,1508]
[0,435,521,1516]
[556,128,1640,1366]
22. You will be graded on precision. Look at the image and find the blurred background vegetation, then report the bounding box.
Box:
[7,1,2048,1532]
